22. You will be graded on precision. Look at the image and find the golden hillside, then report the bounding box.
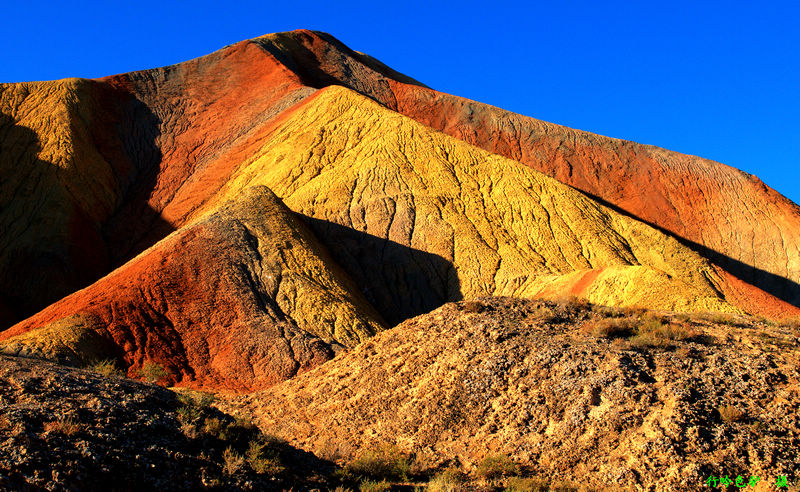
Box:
[210,85,743,321]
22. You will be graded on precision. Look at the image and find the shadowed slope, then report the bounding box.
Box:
[0,39,316,328]
[0,187,385,391]
[208,85,788,319]
[0,80,166,323]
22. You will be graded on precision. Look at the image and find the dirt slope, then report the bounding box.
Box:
[235,297,800,491]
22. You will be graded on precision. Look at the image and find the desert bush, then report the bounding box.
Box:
[621,306,648,318]
[700,312,741,326]
[43,416,81,436]
[428,467,464,492]
[139,361,169,383]
[89,359,122,377]
[222,446,246,475]
[555,295,592,311]
[203,417,225,437]
[344,445,411,481]
[177,390,216,408]
[630,317,696,348]
[505,476,579,492]
[581,318,636,338]
[246,439,284,474]
[596,305,625,318]
[177,404,202,426]
[719,404,746,423]
[359,480,391,492]
[476,454,518,480]
[504,476,549,492]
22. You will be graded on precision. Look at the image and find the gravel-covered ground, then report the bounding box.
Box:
[235,297,800,491]
[0,355,332,491]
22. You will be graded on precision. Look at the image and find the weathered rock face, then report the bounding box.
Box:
[251,29,800,309]
[235,297,800,491]
[211,85,794,321]
[0,187,384,391]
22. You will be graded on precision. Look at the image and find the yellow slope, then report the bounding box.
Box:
[203,86,740,316]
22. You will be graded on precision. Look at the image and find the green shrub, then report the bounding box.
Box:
[222,446,246,475]
[344,445,411,481]
[359,480,392,492]
[428,467,464,492]
[89,359,122,377]
[140,361,169,383]
[247,439,284,474]
[476,454,518,480]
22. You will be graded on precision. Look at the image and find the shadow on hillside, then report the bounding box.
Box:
[582,190,800,308]
[299,215,463,326]
[0,85,172,329]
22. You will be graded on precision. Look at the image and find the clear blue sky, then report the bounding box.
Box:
[3,1,799,205]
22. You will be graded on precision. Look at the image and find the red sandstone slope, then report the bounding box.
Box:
[0,187,384,391]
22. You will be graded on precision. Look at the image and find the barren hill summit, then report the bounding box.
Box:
[1,30,799,391]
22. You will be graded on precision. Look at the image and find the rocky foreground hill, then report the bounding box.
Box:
[232,297,800,491]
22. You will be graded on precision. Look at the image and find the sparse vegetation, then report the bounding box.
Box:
[203,417,225,437]
[344,445,412,481]
[43,416,81,436]
[139,361,169,383]
[88,359,123,377]
[359,479,392,492]
[222,446,246,475]
[780,316,800,330]
[505,476,550,492]
[581,317,636,338]
[476,454,518,480]
[629,316,697,348]
[246,439,284,474]
[177,389,216,408]
[719,404,746,423]
[428,467,464,492]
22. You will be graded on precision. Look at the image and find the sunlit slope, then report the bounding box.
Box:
[0,187,385,391]
[210,86,748,321]
[390,85,800,308]
[252,29,800,310]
